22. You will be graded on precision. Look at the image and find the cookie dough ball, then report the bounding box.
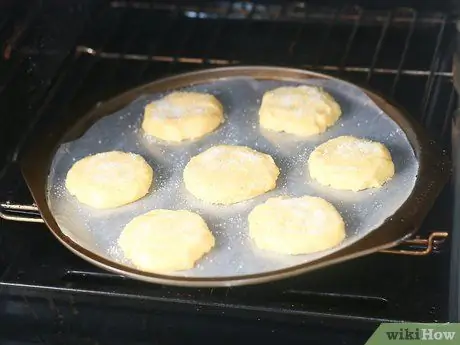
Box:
[258,85,341,136]
[65,151,153,209]
[308,136,395,191]
[183,145,280,205]
[248,196,346,255]
[142,91,224,142]
[118,209,215,272]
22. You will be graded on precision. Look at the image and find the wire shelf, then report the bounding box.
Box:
[0,1,455,331]
[62,1,456,140]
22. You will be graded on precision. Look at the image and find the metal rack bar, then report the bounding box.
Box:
[367,10,392,83]
[72,48,456,78]
[391,9,417,96]
[167,4,205,74]
[202,1,234,65]
[133,4,180,83]
[0,202,43,223]
[424,40,455,132]
[235,1,256,62]
[264,4,285,64]
[313,8,340,68]
[103,15,144,83]
[339,6,363,69]
[421,15,447,122]
[380,232,448,255]
[424,74,451,132]
[442,84,456,137]
[286,3,307,60]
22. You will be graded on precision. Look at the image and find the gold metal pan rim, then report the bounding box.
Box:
[19,66,451,287]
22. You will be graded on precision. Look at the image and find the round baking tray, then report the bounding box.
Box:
[17,66,450,287]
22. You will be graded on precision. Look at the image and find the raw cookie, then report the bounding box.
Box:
[308,136,395,191]
[183,145,280,205]
[65,151,153,209]
[248,196,346,255]
[258,85,341,136]
[142,91,224,142]
[118,209,215,273]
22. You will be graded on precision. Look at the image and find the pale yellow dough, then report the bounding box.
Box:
[183,145,280,205]
[118,209,215,273]
[258,85,342,136]
[142,91,224,142]
[65,151,153,209]
[248,196,346,255]
[308,136,395,191]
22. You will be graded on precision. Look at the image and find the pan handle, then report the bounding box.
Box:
[0,202,44,223]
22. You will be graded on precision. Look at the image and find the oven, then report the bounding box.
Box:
[0,0,458,344]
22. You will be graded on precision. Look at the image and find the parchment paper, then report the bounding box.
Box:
[46,77,419,278]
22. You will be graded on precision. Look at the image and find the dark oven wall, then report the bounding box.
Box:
[0,0,457,344]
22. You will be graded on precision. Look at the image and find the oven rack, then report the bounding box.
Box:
[0,1,455,169]
[0,0,454,331]
[0,1,454,257]
[0,202,449,256]
[1,4,455,173]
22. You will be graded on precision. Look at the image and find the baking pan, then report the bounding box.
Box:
[2,66,451,287]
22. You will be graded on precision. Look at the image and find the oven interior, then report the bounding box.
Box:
[0,0,458,344]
